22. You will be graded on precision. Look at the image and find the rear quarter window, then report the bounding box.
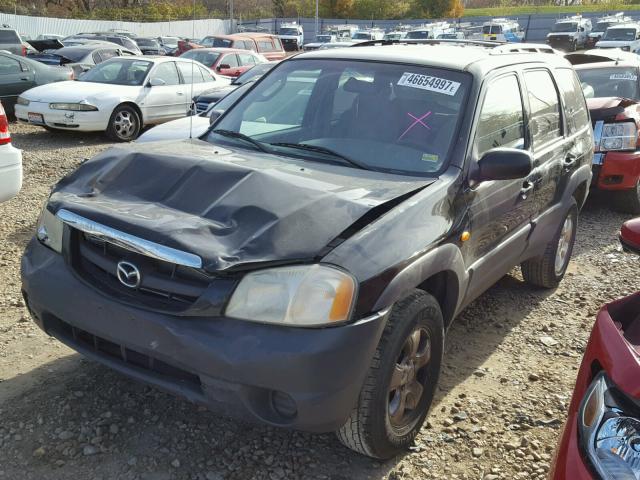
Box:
[555,68,590,135]
[524,69,562,148]
[0,30,20,43]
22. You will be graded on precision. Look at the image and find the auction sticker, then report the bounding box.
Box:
[610,73,638,81]
[398,72,461,96]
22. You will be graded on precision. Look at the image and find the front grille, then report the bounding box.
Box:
[195,101,210,114]
[46,315,202,392]
[71,229,212,311]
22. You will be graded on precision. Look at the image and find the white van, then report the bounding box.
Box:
[546,15,592,51]
[596,23,640,52]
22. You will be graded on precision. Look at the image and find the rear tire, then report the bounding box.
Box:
[521,201,577,289]
[612,182,640,214]
[107,105,141,142]
[336,290,444,459]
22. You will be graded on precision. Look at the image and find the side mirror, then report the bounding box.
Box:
[209,108,224,125]
[477,147,533,182]
[217,64,231,71]
[148,77,166,87]
[620,219,640,255]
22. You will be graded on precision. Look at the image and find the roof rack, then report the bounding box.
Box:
[351,38,557,55]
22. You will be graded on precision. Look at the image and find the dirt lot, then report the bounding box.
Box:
[1,123,638,480]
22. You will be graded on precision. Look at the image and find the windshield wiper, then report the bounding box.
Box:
[211,129,272,153]
[270,142,368,170]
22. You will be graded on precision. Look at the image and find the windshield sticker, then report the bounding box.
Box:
[397,73,461,96]
[610,73,638,81]
[421,153,439,163]
[398,111,432,140]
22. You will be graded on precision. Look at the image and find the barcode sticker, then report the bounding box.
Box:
[397,72,461,96]
[610,73,638,81]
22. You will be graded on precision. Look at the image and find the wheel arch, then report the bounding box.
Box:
[371,243,467,329]
[113,101,144,126]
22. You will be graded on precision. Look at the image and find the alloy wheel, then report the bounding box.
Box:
[555,216,574,275]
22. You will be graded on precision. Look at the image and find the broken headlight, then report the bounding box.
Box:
[579,372,640,480]
[36,205,63,253]
[225,264,356,327]
[599,122,638,152]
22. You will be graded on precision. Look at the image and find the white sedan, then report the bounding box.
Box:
[15,56,230,141]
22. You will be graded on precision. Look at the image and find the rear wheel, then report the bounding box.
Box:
[612,182,640,214]
[107,105,141,142]
[521,201,577,288]
[336,290,444,459]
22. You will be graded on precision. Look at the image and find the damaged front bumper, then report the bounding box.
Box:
[592,150,640,190]
[21,238,389,433]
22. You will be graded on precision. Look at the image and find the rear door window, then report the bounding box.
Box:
[475,74,525,157]
[258,40,275,52]
[238,53,257,65]
[555,68,589,135]
[151,62,180,85]
[0,55,21,74]
[178,62,205,83]
[222,54,239,68]
[524,70,562,149]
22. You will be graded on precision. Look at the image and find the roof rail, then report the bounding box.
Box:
[351,38,503,48]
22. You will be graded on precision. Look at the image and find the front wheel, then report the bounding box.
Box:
[336,290,444,459]
[521,201,578,288]
[107,105,141,142]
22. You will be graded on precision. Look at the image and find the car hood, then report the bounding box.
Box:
[597,40,634,47]
[21,81,138,102]
[48,140,434,273]
[587,96,639,122]
[136,116,211,143]
[197,84,238,101]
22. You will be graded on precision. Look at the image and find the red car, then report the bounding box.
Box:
[180,47,265,77]
[570,53,640,213]
[550,217,640,479]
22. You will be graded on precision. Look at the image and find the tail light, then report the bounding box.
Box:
[69,69,75,80]
[0,103,11,145]
[21,44,26,56]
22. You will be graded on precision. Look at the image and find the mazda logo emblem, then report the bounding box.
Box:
[116,261,141,289]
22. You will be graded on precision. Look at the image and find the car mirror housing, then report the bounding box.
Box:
[477,148,533,182]
[148,77,166,87]
[209,109,224,125]
[217,64,231,71]
[620,220,640,255]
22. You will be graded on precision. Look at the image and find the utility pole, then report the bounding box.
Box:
[315,0,319,40]
[230,0,234,33]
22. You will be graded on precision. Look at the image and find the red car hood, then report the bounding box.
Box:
[586,96,638,110]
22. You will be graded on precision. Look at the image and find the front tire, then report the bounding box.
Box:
[521,201,578,288]
[336,290,444,459]
[107,105,141,142]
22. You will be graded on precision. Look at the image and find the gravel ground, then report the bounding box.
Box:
[1,123,639,480]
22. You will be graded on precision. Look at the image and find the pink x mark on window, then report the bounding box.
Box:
[398,111,432,141]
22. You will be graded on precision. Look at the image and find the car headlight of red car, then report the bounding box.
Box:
[598,122,638,152]
[579,372,640,479]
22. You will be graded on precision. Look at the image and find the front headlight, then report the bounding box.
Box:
[225,264,356,327]
[599,122,638,152]
[579,373,640,479]
[16,97,29,106]
[49,103,98,111]
[36,206,63,253]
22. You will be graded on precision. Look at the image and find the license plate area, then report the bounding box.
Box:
[28,112,44,125]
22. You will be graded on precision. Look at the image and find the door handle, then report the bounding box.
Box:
[177,92,184,96]
[20,77,30,81]
[521,180,534,199]
[563,154,577,168]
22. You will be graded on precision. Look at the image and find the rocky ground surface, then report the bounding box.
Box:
[1,123,638,480]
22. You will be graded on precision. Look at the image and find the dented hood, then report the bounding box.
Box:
[587,96,640,122]
[49,140,434,272]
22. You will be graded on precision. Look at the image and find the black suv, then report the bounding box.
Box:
[22,42,593,459]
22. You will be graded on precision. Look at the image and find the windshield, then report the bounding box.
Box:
[352,32,372,40]
[206,59,470,175]
[482,25,502,34]
[595,21,615,32]
[80,59,152,86]
[406,30,430,39]
[280,28,299,36]
[603,28,637,40]
[384,33,404,40]
[316,35,331,42]
[200,36,232,48]
[136,38,159,47]
[160,37,179,47]
[577,67,639,100]
[181,50,220,67]
[553,22,578,33]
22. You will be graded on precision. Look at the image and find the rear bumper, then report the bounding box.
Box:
[21,238,388,432]
[592,150,640,190]
[0,144,22,203]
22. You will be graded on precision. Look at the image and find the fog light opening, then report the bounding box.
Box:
[270,390,297,420]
